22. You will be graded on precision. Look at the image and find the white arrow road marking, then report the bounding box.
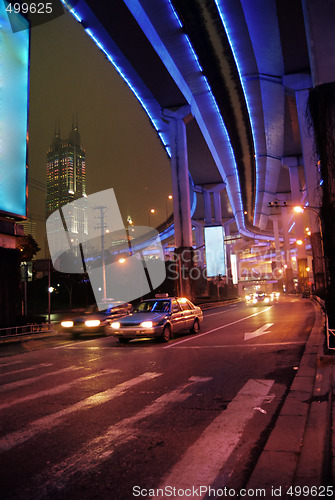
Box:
[152,378,274,500]
[244,323,274,341]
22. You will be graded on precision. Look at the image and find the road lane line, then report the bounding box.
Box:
[164,307,272,348]
[32,376,212,497]
[0,372,160,453]
[0,369,120,411]
[0,366,83,392]
[152,379,274,500]
[0,360,24,368]
[166,341,305,348]
[0,363,52,377]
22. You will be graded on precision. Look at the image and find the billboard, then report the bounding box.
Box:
[204,226,226,277]
[0,3,29,218]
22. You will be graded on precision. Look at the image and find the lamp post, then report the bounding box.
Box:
[166,195,173,219]
[148,208,156,227]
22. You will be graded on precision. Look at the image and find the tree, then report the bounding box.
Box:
[16,234,40,262]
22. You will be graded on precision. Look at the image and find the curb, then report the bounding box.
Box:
[246,299,333,492]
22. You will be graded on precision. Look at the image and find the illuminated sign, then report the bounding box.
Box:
[0,3,29,218]
[204,226,226,277]
[230,254,238,284]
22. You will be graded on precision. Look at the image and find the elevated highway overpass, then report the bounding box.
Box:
[58,0,335,296]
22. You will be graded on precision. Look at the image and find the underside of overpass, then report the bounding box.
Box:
[60,0,335,293]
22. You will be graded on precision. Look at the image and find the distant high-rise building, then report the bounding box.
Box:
[46,121,88,256]
[46,121,86,219]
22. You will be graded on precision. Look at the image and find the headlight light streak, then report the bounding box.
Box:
[85,320,101,327]
[61,321,74,328]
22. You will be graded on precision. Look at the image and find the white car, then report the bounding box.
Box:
[109,296,203,343]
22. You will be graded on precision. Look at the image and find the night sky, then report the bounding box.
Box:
[27,9,172,257]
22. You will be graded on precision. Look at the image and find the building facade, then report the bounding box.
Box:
[46,122,86,218]
[46,123,88,260]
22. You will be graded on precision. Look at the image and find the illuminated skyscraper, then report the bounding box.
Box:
[46,121,86,218]
[46,122,88,251]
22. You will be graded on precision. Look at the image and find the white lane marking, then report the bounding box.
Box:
[152,379,274,500]
[0,366,83,392]
[0,363,52,377]
[164,307,272,348]
[244,323,274,340]
[0,372,160,453]
[0,369,120,411]
[0,360,24,368]
[166,341,305,348]
[32,376,212,496]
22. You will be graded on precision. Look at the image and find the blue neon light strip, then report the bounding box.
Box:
[165,0,244,218]
[214,0,258,218]
[60,0,171,157]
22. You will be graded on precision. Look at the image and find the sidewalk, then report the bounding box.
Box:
[246,299,334,493]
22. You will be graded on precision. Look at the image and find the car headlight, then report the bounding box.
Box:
[61,321,74,328]
[253,299,258,304]
[265,297,270,303]
[140,321,154,328]
[85,320,101,327]
[111,322,121,329]
[245,295,251,301]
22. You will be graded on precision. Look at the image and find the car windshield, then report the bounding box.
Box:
[136,300,170,313]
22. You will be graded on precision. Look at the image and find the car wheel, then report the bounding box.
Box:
[190,319,200,334]
[160,325,171,343]
[118,338,130,344]
[72,332,80,339]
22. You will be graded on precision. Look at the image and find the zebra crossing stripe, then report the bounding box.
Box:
[30,377,212,497]
[0,365,83,392]
[0,363,52,377]
[0,371,160,453]
[152,378,274,499]
[0,368,120,411]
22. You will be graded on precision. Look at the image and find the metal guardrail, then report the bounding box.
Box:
[312,295,335,351]
[326,316,335,351]
[0,323,54,339]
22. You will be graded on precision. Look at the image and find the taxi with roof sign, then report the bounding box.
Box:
[109,294,203,343]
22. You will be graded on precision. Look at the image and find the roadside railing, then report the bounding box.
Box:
[312,295,335,351]
[0,323,54,339]
[326,316,335,351]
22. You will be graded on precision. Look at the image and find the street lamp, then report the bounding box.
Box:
[148,208,156,226]
[166,195,173,218]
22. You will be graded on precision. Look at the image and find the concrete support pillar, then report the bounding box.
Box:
[272,216,282,270]
[164,105,194,299]
[224,221,232,285]
[288,163,308,292]
[296,90,325,293]
[288,165,306,258]
[281,210,295,293]
[213,192,222,225]
[203,190,212,225]
[194,224,204,269]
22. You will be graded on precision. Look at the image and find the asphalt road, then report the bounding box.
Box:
[0,296,316,500]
